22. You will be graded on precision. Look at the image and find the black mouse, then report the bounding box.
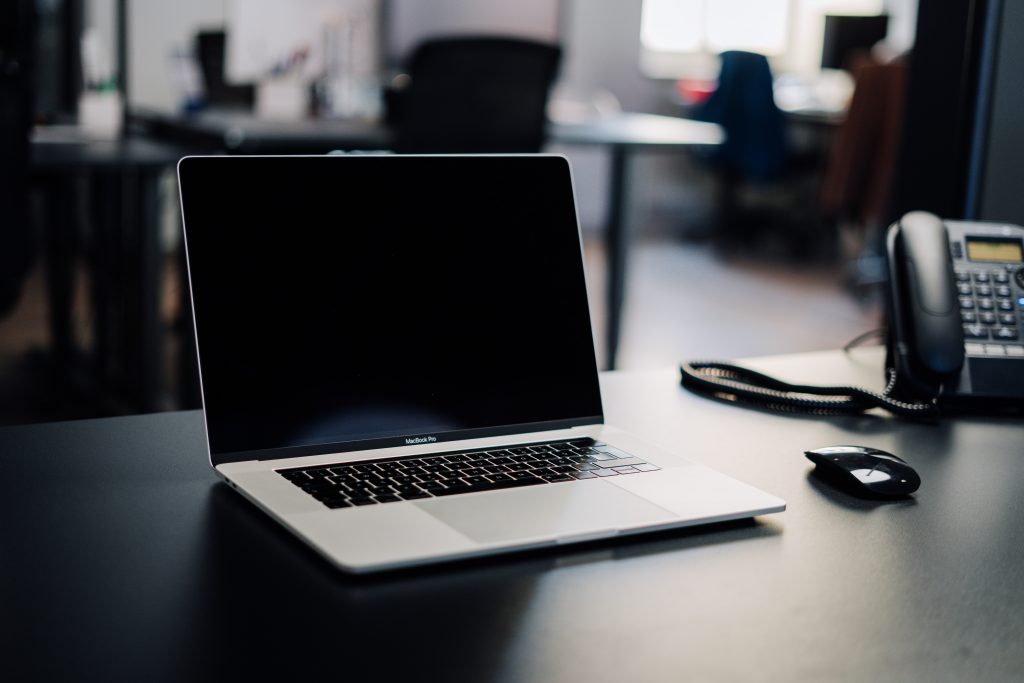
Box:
[805,445,920,498]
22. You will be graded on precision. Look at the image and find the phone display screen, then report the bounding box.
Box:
[965,237,1024,263]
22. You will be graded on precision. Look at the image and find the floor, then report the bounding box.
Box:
[0,233,882,426]
[585,236,882,368]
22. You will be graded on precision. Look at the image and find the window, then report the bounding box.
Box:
[641,0,790,56]
[640,0,884,78]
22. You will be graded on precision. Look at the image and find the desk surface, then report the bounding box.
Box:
[2,347,1022,681]
[133,108,723,154]
[30,129,186,169]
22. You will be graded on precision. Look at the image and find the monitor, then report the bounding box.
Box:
[820,14,889,71]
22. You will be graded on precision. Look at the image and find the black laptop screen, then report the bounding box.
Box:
[179,155,603,462]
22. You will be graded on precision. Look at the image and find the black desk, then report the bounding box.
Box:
[134,109,723,369]
[30,133,186,412]
[3,347,1023,681]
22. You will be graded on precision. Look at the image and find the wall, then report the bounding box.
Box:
[977,0,1024,225]
[87,0,227,112]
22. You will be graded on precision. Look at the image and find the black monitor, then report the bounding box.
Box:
[821,14,889,71]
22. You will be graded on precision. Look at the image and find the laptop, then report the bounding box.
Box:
[178,154,784,573]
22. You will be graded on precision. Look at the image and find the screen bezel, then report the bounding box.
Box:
[177,154,604,466]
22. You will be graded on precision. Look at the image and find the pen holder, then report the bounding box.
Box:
[256,79,309,120]
[78,90,123,139]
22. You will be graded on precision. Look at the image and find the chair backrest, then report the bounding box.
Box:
[692,50,788,182]
[819,53,907,227]
[196,30,255,110]
[391,36,561,154]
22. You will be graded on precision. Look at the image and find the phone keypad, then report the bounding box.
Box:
[956,265,1024,357]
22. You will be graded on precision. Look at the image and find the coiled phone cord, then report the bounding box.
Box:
[679,361,939,417]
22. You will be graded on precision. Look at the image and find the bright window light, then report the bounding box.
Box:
[641,0,704,52]
[640,0,886,75]
[641,0,790,55]
[705,0,790,55]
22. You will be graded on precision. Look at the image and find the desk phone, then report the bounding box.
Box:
[887,212,1024,412]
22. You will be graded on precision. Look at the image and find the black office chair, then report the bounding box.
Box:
[196,30,255,110]
[388,36,561,154]
[0,0,36,318]
[691,51,822,256]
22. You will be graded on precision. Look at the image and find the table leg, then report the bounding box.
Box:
[43,175,78,374]
[604,145,629,370]
[133,168,163,413]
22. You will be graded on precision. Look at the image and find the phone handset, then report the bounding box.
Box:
[890,211,966,379]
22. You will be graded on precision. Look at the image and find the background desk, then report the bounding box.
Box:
[30,133,186,412]
[135,109,723,369]
[4,347,1021,681]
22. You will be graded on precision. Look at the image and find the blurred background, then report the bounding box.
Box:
[2,0,1021,425]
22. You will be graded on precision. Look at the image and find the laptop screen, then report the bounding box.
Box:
[179,155,603,463]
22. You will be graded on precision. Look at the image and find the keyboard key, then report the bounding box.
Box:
[995,327,1019,341]
[280,439,657,508]
[635,463,661,472]
[964,324,988,339]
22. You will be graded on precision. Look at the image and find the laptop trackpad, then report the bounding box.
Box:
[415,481,677,545]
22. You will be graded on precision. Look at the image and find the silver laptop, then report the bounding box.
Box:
[178,154,784,573]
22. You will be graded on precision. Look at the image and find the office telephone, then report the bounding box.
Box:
[679,212,1024,416]
[886,211,1024,413]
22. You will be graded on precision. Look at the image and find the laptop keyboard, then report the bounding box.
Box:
[277,438,660,509]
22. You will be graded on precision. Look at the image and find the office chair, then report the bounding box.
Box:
[819,52,908,284]
[691,51,823,255]
[196,30,255,110]
[0,0,36,318]
[692,50,788,183]
[388,36,561,154]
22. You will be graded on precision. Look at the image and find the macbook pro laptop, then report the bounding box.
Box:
[178,154,784,573]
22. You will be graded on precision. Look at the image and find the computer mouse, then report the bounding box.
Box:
[805,445,920,498]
